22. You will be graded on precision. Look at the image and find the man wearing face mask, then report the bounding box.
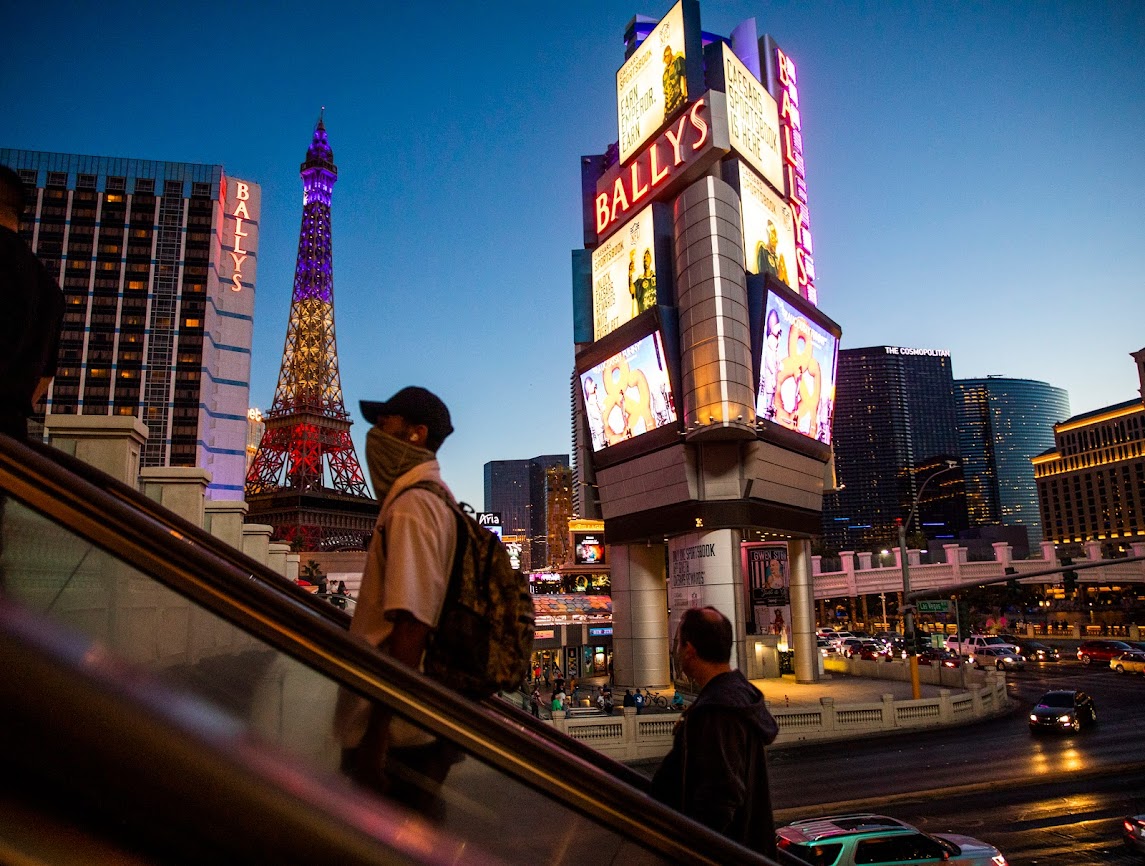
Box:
[335,386,458,814]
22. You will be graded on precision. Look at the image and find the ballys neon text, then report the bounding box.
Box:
[596,99,710,237]
[775,47,816,304]
[229,181,252,292]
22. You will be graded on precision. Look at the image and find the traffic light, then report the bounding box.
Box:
[1004,565,1019,592]
[1061,557,1077,594]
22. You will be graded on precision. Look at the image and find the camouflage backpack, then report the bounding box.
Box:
[403,482,535,698]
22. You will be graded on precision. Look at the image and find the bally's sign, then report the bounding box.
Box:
[593,91,730,245]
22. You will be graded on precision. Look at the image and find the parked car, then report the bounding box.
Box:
[1123,814,1145,854]
[1077,639,1134,665]
[1110,651,1145,675]
[776,813,1009,866]
[969,647,1025,671]
[1029,689,1096,734]
[1021,641,1060,662]
[817,638,837,656]
[918,648,962,668]
[829,631,858,650]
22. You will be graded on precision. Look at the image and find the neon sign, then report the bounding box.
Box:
[775,47,817,305]
[229,181,251,292]
[595,97,718,242]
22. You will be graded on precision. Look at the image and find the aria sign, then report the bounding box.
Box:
[593,94,729,244]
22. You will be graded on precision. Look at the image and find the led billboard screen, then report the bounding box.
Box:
[738,162,797,292]
[581,330,678,452]
[591,204,658,340]
[573,531,606,565]
[616,0,694,164]
[718,45,784,194]
[756,288,839,444]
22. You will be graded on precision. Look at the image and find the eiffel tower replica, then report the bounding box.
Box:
[245,115,376,550]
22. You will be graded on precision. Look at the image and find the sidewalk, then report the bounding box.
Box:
[751,672,956,710]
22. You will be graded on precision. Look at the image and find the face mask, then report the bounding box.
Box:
[366,427,434,500]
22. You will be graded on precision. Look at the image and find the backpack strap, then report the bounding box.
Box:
[385,480,467,622]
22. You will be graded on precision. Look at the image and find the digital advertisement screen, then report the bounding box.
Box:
[743,543,791,646]
[573,532,606,565]
[581,331,678,452]
[739,162,797,292]
[591,204,658,340]
[756,290,838,444]
[616,0,690,164]
[720,45,784,194]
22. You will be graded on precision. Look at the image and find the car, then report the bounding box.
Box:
[856,641,888,661]
[918,648,962,668]
[839,638,868,658]
[1077,639,1134,665]
[817,638,837,656]
[945,634,1021,657]
[829,631,858,650]
[1029,689,1096,733]
[776,813,1008,865]
[1021,641,1060,662]
[1110,651,1145,674]
[969,647,1025,671]
[1123,814,1145,854]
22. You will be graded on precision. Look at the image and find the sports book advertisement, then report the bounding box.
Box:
[739,161,797,292]
[580,331,678,451]
[591,204,657,340]
[756,291,838,444]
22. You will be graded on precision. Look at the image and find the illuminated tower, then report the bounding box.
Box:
[245,117,375,550]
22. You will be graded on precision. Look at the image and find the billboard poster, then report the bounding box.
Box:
[756,291,838,444]
[739,162,797,291]
[744,544,790,645]
[616,0,691,164]
[580,331,677,451]
[720,45,784,194]
[573,532,606,565]
[591,204,657,340]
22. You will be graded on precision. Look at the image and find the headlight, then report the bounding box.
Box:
[1058,714,1072,723]
[992,855,1008,866]
[1029,714,1038,722]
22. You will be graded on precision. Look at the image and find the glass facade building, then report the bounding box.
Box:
[1,148,260,499]
[484,454,570,569]
[822,347,968,551]
[955,377,1070,546]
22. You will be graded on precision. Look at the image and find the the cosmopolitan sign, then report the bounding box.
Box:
[594,92,730,244]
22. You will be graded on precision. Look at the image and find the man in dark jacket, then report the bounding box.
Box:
[651,606,779,856]
[0,165,63,440]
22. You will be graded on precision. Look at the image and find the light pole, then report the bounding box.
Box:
[899,459,959,699]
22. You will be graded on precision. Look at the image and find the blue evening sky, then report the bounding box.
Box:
[7,1,1143,508]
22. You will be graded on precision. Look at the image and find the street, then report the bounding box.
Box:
[770,659,1145,864]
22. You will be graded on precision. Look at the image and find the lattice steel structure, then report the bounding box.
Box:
[245,117,375,550]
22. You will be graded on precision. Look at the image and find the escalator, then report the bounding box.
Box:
[0,434,787,865]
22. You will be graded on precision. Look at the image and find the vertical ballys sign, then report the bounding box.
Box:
[774,45,816,304]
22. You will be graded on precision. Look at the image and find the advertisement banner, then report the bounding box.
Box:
[744,543,791,644]
[580,331,678,451]
[616,0,691,164]
[591,204,657,340]
[573,531,606,565]
[720,45,784,194]
[739,162,797,291]
[756,291,839,444]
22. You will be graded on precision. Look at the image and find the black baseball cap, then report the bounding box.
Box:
[361,387,454,450]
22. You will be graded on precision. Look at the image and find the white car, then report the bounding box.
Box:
[969,647,1026,671]
[778,813,1008,865]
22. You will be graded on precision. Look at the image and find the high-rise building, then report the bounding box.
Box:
[1034,349,1145,548]
[1,148,260,499]
[955,377,1070,547]
[484,454,570,570]
[822,346,968,551]
[244,119,374,550]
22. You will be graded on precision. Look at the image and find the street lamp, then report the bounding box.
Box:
[899,459,959,699]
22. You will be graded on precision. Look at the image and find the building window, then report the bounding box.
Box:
[191,182,212,198]
[134,178,155,194]
[47,172,68,188]
[77,174,97,189]
[107,176,126,192]
[163,180,184,197]
[18,169,37,186]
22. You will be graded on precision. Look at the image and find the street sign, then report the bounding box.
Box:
[917,599,951,614]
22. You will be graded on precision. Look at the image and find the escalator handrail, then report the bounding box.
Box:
[0,433,776,866]
[0,600,497,866]
[11,434,651,790]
